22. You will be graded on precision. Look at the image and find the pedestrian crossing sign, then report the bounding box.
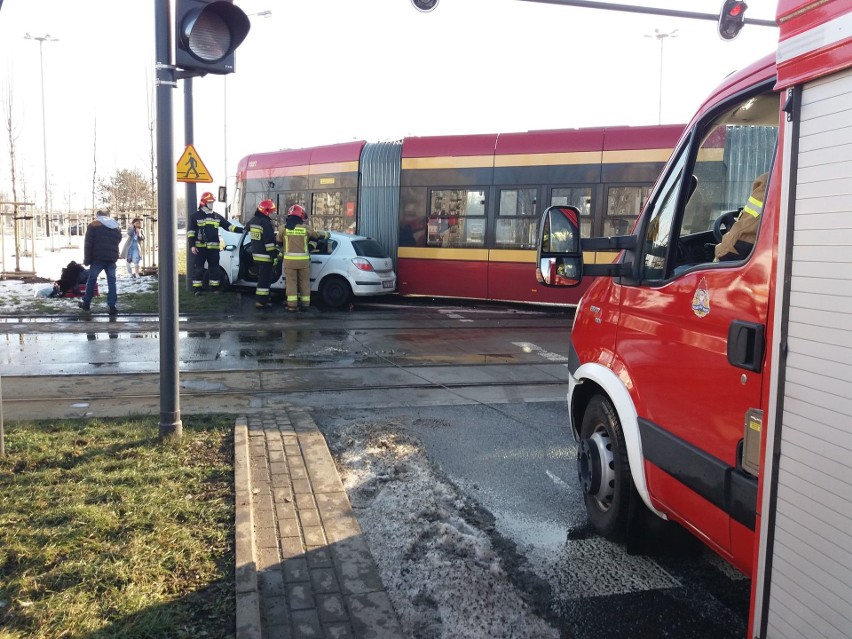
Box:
[177,144,213,183]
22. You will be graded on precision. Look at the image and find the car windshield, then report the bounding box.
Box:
[351,239,388,258]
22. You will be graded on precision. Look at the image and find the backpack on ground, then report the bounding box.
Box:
[55,261,93,298]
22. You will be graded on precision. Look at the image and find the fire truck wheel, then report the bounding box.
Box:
[577,394,634,541]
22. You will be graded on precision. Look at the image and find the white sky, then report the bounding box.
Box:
[1,0,779,213]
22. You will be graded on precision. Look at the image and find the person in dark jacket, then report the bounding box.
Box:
[188,191,243,295]
[79,210,122,314]
[248,199,279,309]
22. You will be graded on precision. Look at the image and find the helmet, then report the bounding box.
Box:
[199,192,216,206]
[288,204,306,219]
[258,199,276,216]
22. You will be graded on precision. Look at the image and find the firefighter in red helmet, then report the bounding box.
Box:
[277,204,330,311]
[188,191,243,295]
[248,199,279,309]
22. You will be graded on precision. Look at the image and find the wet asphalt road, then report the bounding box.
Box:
[1,299,751,637]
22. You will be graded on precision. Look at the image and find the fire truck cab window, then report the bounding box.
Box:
[639,89,779,280]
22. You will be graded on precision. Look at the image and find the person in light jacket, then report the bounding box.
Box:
[120,217,145,278]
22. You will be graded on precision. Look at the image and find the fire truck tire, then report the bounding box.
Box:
[577,394,634,541]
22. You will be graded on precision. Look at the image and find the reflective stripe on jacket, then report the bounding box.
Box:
[188,208,243,249]
[248,213,277,263]
[283,227,310,260]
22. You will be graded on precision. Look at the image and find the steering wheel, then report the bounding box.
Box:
[713,210,740,243]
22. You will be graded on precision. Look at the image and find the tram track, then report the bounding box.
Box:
[2,377,570,405]
[2,345,572,419]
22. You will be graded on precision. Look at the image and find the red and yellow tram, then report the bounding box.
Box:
[234,124,683,305]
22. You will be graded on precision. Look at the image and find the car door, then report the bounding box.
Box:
[308,237,337,291]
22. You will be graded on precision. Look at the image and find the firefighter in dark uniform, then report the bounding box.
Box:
[188,191,243,295]
[277,204,330,312]
[248,199,279,309]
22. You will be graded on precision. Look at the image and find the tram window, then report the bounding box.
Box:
[244,192,265,220]
[427,189,486,248]
[311,189,357,233]
[279,192,306,214]
[606,186,651,236]
[278,192,306,227]
[550,187,592,237]
[496,188,538,249]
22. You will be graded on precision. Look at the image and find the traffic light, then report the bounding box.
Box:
[175,0,250,75]
[718,0,748,41]
[411,0,439,12]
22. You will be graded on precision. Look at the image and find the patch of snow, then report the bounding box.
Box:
[0,242,156,314]
[326,419,559,639]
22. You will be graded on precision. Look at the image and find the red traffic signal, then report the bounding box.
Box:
[175,0,250,75]
[718,0,748,41]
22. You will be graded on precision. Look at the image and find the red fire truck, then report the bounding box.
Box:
[537,2,852,637]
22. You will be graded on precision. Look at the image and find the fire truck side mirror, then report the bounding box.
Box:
[536,206,583,287]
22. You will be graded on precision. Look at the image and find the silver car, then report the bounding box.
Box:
[218,229,396,307]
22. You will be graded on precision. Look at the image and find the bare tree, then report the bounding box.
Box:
[91,116,97,212]
[3,78,23,271]
[145,68,156,207]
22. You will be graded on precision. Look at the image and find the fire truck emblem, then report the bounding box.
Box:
[692,277,710,317]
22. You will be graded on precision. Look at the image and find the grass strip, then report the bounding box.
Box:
[0,415,235,639]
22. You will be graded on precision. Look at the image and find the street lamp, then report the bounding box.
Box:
[24,33,59,237]
[644,28,677,125]
[224,10,271,191]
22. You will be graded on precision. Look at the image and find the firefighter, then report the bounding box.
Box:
[188,191,244,295]
[277,204,330,312]
[248,199,279,309]
[715,172,768,262]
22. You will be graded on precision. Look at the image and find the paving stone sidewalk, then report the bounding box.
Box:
[234,409,404,639]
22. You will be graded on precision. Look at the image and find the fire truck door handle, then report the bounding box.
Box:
[727,321,765,373]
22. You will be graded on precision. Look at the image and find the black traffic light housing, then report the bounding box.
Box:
[718,0,748,41]
[175,0,250,75]
[411,0,439,12]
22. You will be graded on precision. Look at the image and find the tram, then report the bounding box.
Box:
[233,124,683,305]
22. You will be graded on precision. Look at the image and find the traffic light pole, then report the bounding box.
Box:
[514,0,775,27]
[155,0,183,441]
[185,78,197,292]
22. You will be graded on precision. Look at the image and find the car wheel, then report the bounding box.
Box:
[577,394,635,541]
[217,267,231,292]
[319,276,352,308]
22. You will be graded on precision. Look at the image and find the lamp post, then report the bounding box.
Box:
[24,33,59,238]
[644,28,677,125]
[223,10,271,189]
